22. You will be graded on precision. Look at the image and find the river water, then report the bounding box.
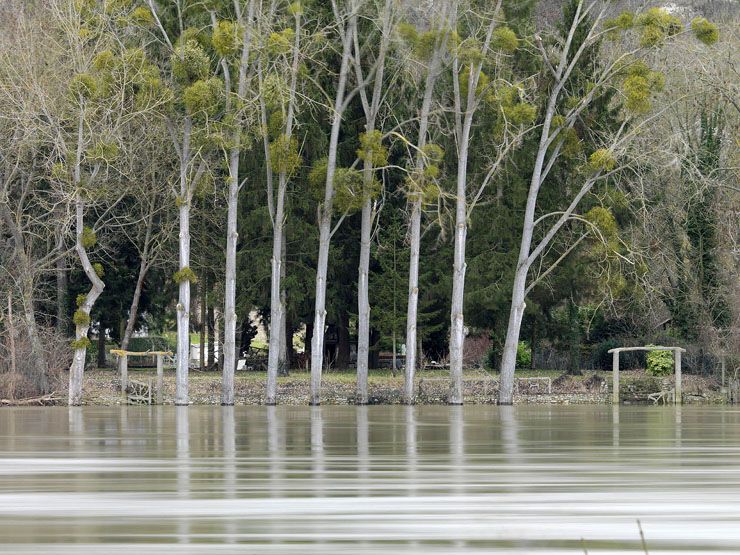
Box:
[1,405,739,553]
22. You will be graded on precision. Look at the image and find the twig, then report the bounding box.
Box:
[637,519,649,554]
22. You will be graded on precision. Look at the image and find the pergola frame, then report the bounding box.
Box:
[110,350,173,404]
[607,346,686,404]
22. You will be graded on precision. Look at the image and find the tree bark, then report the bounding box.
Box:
[309,5,356,405]
[356,193,372,403]
[222,146,240,403]
[404,198,421,404]
[449,128,471,405]
[69,199,105,405]
[402,2,449,404]
[175,199,191,406]
[266,185,286,404]
[265,9,301,404]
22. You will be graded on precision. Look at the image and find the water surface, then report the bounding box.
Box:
[1,405,739,553]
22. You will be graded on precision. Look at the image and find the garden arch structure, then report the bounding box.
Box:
[607,346,686,405]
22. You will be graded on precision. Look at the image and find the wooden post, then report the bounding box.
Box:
[156,354,164,405]
[148,377,152,405]
[7,293,16,376]
[119,354,128,392]
[674,349,682,404]
[612,350,620,405]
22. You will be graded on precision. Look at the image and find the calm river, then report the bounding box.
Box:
[1,405,739,553]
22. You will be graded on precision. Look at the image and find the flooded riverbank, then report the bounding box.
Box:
[1,405,739,553]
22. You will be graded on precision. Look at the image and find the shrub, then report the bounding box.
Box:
[486,341,531,369]
[516,341,532,368]
[646,346,674,376]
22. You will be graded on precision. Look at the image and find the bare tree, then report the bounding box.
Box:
[497,2,720,404]
[352,0,395,405]
[400,0,453,404]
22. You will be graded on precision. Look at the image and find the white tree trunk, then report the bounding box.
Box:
[449,168,468,405]
[310,215,331,405]
[175,200,191,406]
[222,148,239,405]
[356,189,372,404]
[279,226,288,373]
[404,198,421,404]
[68,200,105,406]
[266,178,286,405]
[309,7,355,405]
[499,266,527,404]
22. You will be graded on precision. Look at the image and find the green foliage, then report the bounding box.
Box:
[69,73,98,99]
[356,130,388,167]
[93,263,105,278]
[268,28,295,56]
[646,346,674,376]
[171,40,211,85]
[691,17,719,45]
[333,168,365,213]
[308,157,328,192]
[86,140,119,162]
[397,22,445,60]
[130,6,154,25]
[639,25,665,47]
[287,2,303,16]
[183,78,224,119]
[516,341,532,367]
[126,335,173,352]
[173,266,198,284]
[588,149,616,172]
[75,294,87,308]
[72,309,91,327]
[503,102,537,125]
[81,226,97,249]
[491,26,519,52]
[615,11,635,29]
[212,20,241,58]
[622,74,651,113]
[70,336,92,350]
[584,206,618,238]
[269,134,302,174]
